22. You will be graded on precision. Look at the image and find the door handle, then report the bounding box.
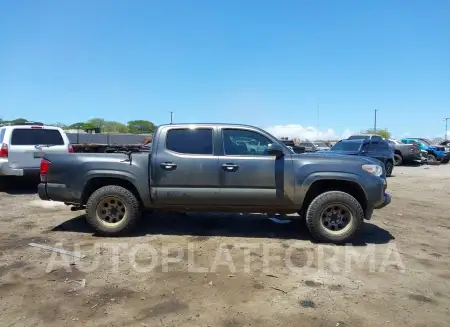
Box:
[222,163,239,172]
[160,162,177,170]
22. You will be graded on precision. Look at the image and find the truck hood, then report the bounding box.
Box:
[317,150,359,155]
[292,151,382,166]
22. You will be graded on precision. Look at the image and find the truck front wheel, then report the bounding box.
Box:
[86,185,142,236]
[305,191,364,244]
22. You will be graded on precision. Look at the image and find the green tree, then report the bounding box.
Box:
[363,128,391,139]
[104,121,129,133]
[51,122,68,129]
[127,120,157,134]
[69,122,95,130]
[11,118,28,124]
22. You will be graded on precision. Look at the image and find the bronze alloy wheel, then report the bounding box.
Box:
[96,196,127,227]
[319,203,353,235]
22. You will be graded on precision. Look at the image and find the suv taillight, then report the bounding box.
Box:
[40,158,51,182]
[0,143,8,158]
[68,144,74,153]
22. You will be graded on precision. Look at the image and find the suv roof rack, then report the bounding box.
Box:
[0,121,45,127]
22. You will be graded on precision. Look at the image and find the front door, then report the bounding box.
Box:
[217,128,291,207]
[152,126,221,205]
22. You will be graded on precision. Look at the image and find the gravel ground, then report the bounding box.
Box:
[0,165,449,327]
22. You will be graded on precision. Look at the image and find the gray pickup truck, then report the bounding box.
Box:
[38,123,391,243]
[385,138,422,166]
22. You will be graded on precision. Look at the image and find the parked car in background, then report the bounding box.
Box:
[400,138,450,164]
[0,122,73,185]
[347,134,384,141]
[298,141,317,152]
[385,138,421,166]
[312,141,331,151]
[322,138,395,176]
[279,140,305,154]
[440,140,450,152]
[38,123,391,244]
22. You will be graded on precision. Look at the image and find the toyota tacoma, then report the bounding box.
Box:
[38,123,391,243]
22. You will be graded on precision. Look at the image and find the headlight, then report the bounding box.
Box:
[362,164,383,177]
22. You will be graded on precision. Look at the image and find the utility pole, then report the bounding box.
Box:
[444,117,450,140]
[170,111,173,124]
[374,109,378,132]
[316,99,320,139]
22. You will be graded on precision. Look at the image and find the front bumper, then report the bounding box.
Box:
[374,193,391,209]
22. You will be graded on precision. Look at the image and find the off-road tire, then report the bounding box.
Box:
[427,153,438,163]
[385,160,394,177]
[86,185,141,236]
[305,191,364,244]
[394,153,403,166]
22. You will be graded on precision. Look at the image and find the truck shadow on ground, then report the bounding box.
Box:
[51,212,395,246]
[0,177,38,195]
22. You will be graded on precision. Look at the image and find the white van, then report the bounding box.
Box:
[0,122,73,178]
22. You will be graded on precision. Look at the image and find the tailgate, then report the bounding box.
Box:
[8,145,44,169]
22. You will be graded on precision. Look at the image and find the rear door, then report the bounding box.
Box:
[8,127,68,169]
[152,126,221,205]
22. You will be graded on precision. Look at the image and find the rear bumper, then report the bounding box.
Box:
[38,183,81,204]
[0,161,26,176]
[403,153,422,162]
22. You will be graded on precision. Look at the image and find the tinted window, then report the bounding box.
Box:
[11,129,64,145]
[223,129,272,155]
[332,141,362,151]
[282,140,295,146]
[348,135,370,140]
[379,141,391,151]
[166,128,213,154]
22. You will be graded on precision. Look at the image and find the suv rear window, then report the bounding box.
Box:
[10,129,64,146]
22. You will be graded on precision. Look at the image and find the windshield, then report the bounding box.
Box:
[331,141,362,151]
[417,138,432,145]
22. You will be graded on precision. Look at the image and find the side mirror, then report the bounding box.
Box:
[267,143,285,157]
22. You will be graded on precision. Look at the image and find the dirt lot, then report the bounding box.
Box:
[0,165,449,327]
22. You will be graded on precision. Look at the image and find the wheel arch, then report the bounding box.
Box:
[300,178,367,217]
[82,176,142,207]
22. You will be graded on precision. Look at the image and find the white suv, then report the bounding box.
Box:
[0,122,73,178]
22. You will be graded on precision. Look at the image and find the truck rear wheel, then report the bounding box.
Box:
[85,185,141,236]
[305,191,364,244]
[394,153,403,166]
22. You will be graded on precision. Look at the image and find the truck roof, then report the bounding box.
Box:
[158,123,264,128]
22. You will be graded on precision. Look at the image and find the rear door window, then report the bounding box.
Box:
[10,129,64,146]
[165,128,213,155]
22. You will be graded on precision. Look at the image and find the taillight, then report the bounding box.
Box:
[40,158,50,182]
[68,144,74,153]
[0,143,8,158]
